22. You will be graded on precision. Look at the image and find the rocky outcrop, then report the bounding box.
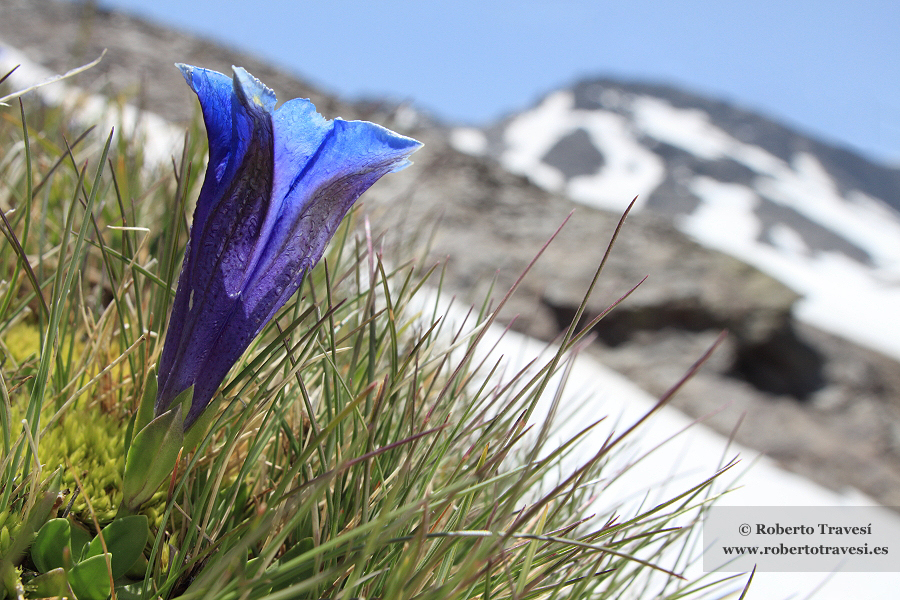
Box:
[367,127,812,390]
[367,129,900,504]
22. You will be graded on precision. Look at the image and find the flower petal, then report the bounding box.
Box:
[157,66,276,413]
[175,64,233,185]
[242,115,424,325]
[157,64,422,428]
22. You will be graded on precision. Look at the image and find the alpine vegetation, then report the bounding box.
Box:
[0,56,741,600]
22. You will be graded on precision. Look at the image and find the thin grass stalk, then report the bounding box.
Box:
[19,145,90,486]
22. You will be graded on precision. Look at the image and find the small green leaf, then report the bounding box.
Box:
[69,520,92,562]
[83,515,149,579]
[4,473,62,565]
[184,390,218,453]
[68,553,112,600]
[121,404,184,514]
[31,518,70,573]
[24,567,67,597]
[124,552,149,580]
[134,368,159,441]
[114,582,147,600]
[174,384,194,421]
[0,558,20,598]
[123,410,138,460]
[245,554,264,575]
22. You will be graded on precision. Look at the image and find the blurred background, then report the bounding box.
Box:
[53,0,900,165]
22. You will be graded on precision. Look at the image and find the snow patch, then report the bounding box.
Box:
[565,110,665,212]
[502,90,575,192]
[756,152,900,270]
[449,126,488,156]
[632,95,736,159]
[502,90,664,211]
[632,96,900,273]
[683,177,761,243]
[505,90,900,361]
[632,94,787,174]
[0,41,182,170]
[684,176,900,359]
[767,223,811,257]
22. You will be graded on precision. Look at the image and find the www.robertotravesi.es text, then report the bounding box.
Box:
[722,543,889,557]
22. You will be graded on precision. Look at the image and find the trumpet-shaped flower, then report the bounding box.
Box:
[156,64,422,428]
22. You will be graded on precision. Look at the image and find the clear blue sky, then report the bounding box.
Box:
[90,0,900,165]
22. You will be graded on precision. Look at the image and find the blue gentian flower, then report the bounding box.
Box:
[156,64,422,428]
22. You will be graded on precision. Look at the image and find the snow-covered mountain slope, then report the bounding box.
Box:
[430,291,900,600]
[452,80,900,361]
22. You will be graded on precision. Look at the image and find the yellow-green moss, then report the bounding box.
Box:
[36,405,126,523]
[2,321,41,364]
[0,510,21,556]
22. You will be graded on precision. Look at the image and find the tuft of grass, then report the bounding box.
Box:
[0,71,746,599]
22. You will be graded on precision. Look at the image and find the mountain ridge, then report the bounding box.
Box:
[571,77,900,208]
[454,76,900,361]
